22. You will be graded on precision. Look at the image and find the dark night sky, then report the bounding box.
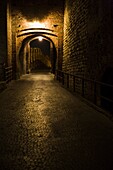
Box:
[30,39,50,56]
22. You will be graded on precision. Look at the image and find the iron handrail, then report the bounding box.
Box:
[56,70,113,112]
[56,70,113,88]
[5,66,13,83]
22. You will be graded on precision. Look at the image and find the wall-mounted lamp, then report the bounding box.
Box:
[38,36,43,41]
[28,21,45,28]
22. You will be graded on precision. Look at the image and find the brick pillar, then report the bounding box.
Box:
[7,0,12,66]
[27,43,31,73]
[0,0,7,81]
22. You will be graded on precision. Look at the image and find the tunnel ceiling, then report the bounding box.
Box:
[11,0,64,21]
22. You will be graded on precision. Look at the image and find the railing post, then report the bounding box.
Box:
[82,78,85,97]
[94,81,97,104]
[57,70,59,81]
[62,72,64,85]
[56,70,58,80]
[3,64,6,81]
[59,71,61,82]
[73,76,75,92]
[4,66,13,83]
[67,74,69,88]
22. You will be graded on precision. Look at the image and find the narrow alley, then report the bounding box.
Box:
[0,71,113,170]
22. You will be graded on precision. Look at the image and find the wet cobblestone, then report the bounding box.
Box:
[0,72,113,170]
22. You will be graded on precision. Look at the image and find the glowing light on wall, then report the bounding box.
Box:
[38,36,43,41]
[27,21,45,28]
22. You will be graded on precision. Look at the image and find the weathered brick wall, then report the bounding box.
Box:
[63,0,88,77]
[63,0,113,81]
[1,0,113,86]
[7,1,12,66]
[0,0,13,82]
[87,0,113,80]
[11,0,64,76]
[0,1,7,81]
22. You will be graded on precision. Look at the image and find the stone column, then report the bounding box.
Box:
[7,0,12,66]
[0,0,7,81]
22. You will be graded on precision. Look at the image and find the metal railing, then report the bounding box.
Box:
[56,70,113,113]
[5,66,13,83]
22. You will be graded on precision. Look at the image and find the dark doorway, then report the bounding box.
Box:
[101,67,113,113]
[30,39,50,56]
[30,38,57,73]
[30,39,51,71]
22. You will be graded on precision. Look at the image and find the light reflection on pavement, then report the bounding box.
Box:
[0,71,113,170]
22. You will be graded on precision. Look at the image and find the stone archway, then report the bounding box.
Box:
[17,34,57,75]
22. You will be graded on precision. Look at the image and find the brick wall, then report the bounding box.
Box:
[7,1,12,66]
[87,0,113,80]
[11,0,64,76]
[0,1,7,81]
[0,0,13,81]
[63,0,113,81]
[1,0,113,84]
[63,0,88,77]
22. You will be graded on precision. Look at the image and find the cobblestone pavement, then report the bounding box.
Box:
[0,71,113,170]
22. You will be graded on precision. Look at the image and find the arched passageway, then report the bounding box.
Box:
[101,67,113,112]
[30,39,51,71]
[18,34,57,76]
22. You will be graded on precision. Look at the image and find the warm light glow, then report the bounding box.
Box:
[38,36,43,41]
[27,21,45,28]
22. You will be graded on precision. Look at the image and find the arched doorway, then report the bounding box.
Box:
[30,38,51,71]
[101,67,113,113]
[18,34,57,75]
